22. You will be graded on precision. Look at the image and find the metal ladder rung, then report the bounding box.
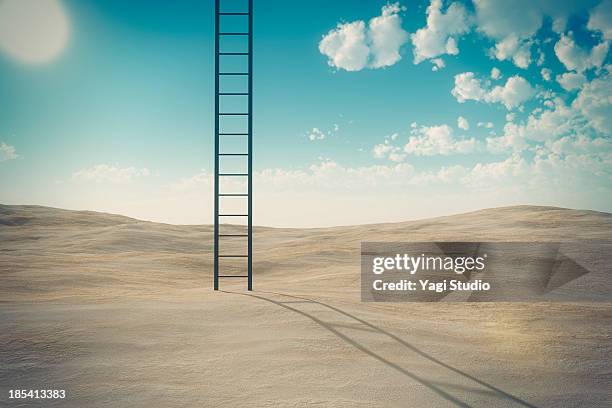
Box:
[219,32,249,35]
[219,214,248,217]
[219,12,249,15]
[219,93,249,95]
[219,255,248,258]
[219,173,248,176]
[219,153,248,156]
[219,234,248,237]
[219,275,249,278]
[219,52,249,55]
[219,133,248,135]
[219,193,248,196]
[219,72,249,75]
[219,113,249,116]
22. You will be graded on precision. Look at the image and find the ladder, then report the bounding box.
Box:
[214,0,253,290]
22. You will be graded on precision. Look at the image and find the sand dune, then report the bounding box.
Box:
[1,204,611,407]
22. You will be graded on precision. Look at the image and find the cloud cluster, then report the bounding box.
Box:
[556,71,587,91]
[307,127,326,141]
[411,0,471,66]
[489,34,533,68]
[486,122,529,154]
[574,71,612,135]
[473,0,593,68]
[452,72,535,109]
[72,164,150,184]
[405,124,477,156]
[431,57,445,71]
[373,124,479,160]
[57,147,610,227]
[486,69,612,156]
[306,124,340,141]
[0,142,17,162]
[457,116,469,130]
[554,34,609,73]
[319,3,409,71]
[588,0,612,41]
[373,133,406,162]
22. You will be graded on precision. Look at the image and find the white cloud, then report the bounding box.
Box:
[404,124,477,155]
[490,67,501,79]
[373,134,406,162]
[372,143,393,158]
[536,47,546,66]
[319,3,409,71]
[411,0,471,64]
[256,159,419,192]
[0,0,70,64]
[369,3,410,68]
[486,122,529,153]
[541,67,552,81]
[307,127,326,141]
[0,142,19,162]
[556,71,587,91]
[72,164,150,184]
[466,154,529,187]
[457,116,469,130]
[0,142,17,162]
[388,151,407,162]
[478,121,494,128]
[474,0,544,40]
[226,150,610,225]
[490,35,532,68]
[573,70,612,135]
[516,98,579,142]
[307,124,340,141]
[431,57,445,71]
[588,0,612,40]
[40,149,612,227]
[451,72,487,103]
[474,0,540,68]
[487,79,608,153]
[65,147,609,227]
[474,0,592,68]
[547,134,612,155]
[487,76,535,109]
[489,69,612,155]
[319,20,369,71]
[554,34,609,73]
[452,72,534,109]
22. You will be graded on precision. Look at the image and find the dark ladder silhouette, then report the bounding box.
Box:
[214,0,253,290]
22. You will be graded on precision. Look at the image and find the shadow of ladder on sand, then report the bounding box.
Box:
[222,291,539,408]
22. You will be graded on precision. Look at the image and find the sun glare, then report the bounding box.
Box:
[0,0,70,64]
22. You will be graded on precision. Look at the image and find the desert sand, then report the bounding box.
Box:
[1,204,611,407]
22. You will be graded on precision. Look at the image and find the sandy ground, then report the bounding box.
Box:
[1,204,611,407]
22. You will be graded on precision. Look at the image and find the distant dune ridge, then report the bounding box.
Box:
[1,204,611,407]
[1,204,611,301]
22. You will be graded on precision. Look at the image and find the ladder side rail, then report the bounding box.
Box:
[247,0,254,291]
[213,0,220,290]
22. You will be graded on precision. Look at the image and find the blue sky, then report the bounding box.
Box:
[0,0,611,226]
